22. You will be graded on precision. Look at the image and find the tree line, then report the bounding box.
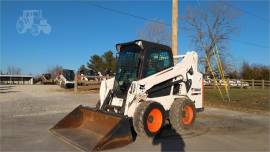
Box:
[228,62,270,80]
[86,51,116,75]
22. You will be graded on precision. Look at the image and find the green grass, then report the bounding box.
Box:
[204,88,270,113]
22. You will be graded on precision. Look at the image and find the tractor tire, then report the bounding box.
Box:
[133,101,165,137]
[169,98,196,134]
[31,24,40,36]
[16,19,26,34]
[42,24,51,34]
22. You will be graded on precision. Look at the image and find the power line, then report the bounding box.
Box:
[86,1,268,49]
[221,1,269,23]
[228,38,269,49]
[87,2,171,26]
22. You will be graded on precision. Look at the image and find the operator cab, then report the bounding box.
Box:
[62,69,75,81]
[114,40,174,98]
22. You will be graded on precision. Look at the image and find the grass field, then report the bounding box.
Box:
[55,84,270,114]
[204,88,270,114]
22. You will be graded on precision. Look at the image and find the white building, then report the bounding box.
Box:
[0,75,33,85]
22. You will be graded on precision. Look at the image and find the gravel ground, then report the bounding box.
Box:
[0,85,269,152]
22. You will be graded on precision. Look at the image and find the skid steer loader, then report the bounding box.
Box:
[50,40,203,151]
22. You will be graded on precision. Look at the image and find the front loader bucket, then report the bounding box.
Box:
[50,105,133,151]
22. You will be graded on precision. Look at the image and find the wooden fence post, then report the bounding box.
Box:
[262,79,264,89]
[227,78,230,90]
[252,79,254,89]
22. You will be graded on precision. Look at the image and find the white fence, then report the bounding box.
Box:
[204,79,270,89]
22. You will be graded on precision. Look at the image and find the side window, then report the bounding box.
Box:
[143,48,173,77]
[159,51,172,69]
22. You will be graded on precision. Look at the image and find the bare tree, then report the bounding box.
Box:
[47,65,63,79]
[182,2,240,75]
[212,52,234,76]
[137,21,171,45]
[7,66,22,75]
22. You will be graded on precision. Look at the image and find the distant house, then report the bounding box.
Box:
[0,75,33,85]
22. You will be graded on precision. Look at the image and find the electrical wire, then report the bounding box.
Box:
[222,1,270,23]
[85,1,268,49]
[87,2,171,26]
[228,38,269,49]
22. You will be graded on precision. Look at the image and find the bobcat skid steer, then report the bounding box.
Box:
[50,40,203,151]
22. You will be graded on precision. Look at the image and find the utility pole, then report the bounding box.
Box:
[172,0,178,64]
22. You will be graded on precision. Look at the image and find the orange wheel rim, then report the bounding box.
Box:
[147,108,163,133]
[182,105,194,125]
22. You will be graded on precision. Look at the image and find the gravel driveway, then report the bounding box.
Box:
[0,85,269,151]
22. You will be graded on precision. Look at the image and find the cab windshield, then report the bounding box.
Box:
[63,69,75,81]
[114,45,141,97]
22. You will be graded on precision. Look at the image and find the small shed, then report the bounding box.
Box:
[0,75,33,85]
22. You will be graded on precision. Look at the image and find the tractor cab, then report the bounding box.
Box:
[114,40,174,98]
[23,10,41,19]
[62,69,75,81]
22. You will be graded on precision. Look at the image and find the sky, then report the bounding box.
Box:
[0,0,269,75]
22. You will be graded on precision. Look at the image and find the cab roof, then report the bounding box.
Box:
[116,40,171,52]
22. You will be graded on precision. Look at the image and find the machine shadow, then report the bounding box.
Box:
[152,124,185,152]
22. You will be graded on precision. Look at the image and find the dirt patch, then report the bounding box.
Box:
[1,85,269,151]
[48,85,99,94]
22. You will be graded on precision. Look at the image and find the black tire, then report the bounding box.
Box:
[31,24,40,36]
[16,19,26,34]
[133,101,165,137]
[169,98,196,134]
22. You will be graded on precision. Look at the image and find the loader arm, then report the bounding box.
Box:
[139,51,199,91]
[124,51,203,117]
